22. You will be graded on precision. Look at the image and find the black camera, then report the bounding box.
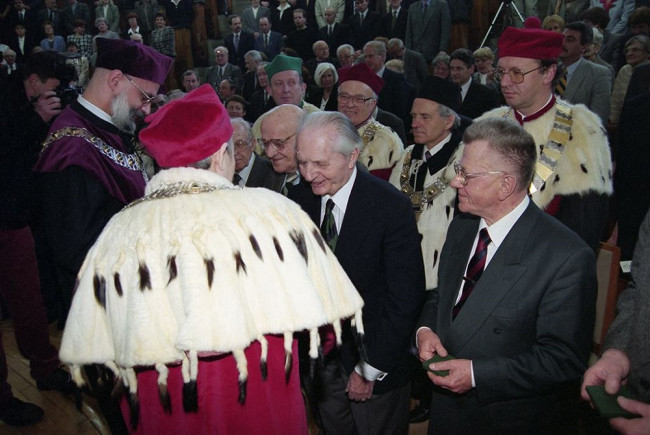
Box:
[54,52,82,108]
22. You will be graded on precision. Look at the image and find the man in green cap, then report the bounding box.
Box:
[252,53,319,143]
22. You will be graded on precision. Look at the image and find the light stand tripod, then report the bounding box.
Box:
[479,0,525,49]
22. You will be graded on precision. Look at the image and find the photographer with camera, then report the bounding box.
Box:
[0,49,75,427]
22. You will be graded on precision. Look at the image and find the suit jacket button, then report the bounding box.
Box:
[493,328,502,334]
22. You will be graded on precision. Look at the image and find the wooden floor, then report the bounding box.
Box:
[2,318,428,434]
[1,319,110,435]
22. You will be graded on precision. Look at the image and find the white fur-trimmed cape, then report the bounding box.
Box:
[60,167,364,406]
[478,101,613,208]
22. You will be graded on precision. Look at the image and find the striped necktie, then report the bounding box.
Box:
[453,228,491,319]
[555,70,567,97]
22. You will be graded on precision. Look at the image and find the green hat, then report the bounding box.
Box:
[264,54,303,80]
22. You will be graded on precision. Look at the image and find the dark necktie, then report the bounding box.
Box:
[320,199,338,251]
[328,25,332,36]
[421,0,428,13]
[233,172,242,185]
[359,12,364,25]
[264,33,268,48]
[555,70,567,97]
[234,33,239,51]
[281,173,298,196]
[216,67,223,86]
[453,228,491,320]
[424,150,432,161]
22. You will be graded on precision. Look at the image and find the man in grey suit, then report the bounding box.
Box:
[404,0,450,63]
[582,207,650,434]
[416,117,597,433]
[205,46,243,92]
[241,0,271,35]
[558,21,612,125]
[231,118,284,190]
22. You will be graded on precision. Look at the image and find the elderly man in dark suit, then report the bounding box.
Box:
[416,117,597,433]
[205,46,243,91]
[290,111,425,434]
[231,118,284,190]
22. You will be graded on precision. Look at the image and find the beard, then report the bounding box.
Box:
[110,93,142,134]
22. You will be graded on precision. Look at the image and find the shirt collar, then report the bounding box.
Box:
[565,57,583,81]
[322,166,357,220]
[78,94,115,126]
[425,132,452,155]
[513,94,555,125]
[237,152,256,184]
[479,195,529,250]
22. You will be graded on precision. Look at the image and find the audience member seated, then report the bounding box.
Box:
[336,43,356,67]
[40,20,65,51]
[205,46,243,93]
[225,94,249,119]
[337,62,402,179]
[542,14,565,33]
[306,61,338,110]
[182,69,200,92]
[66,19,92,58]
[305,40,335,82]
[218,78,239,102]
[431,51,450,79]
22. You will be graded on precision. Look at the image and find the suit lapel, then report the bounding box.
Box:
[442,203,539,353]
[335,170,374,257]
[565,61,585,101]
[436,217,478,340]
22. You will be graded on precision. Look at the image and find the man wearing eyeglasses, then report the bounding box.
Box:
[31,39,172,433]
[251,54,319,147]
[259,104,305,195]
[337,63,402,180]
[416,117,596,433]
[478,26,612,252]
[231,117,284,190]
